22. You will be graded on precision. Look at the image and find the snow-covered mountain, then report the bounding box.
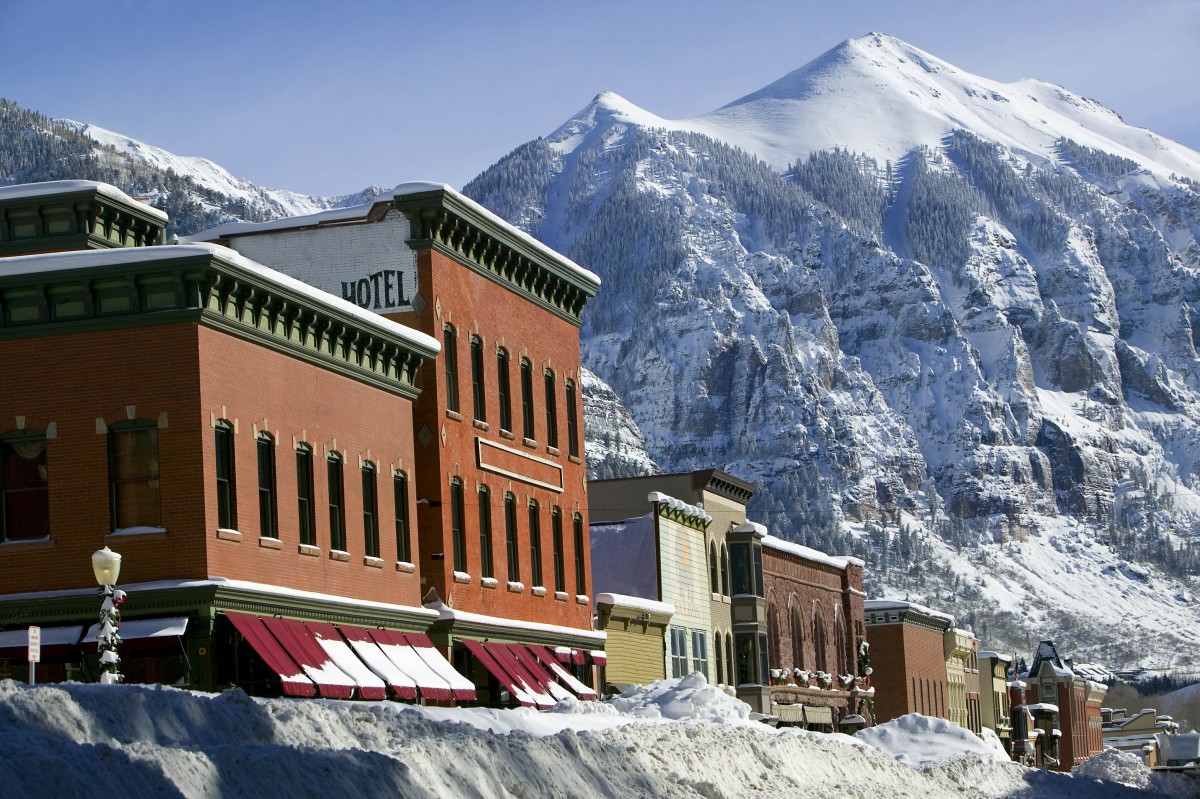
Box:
[464,33,1200,670]
[0,100,381,233]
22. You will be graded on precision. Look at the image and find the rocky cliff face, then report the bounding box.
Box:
[464,37,1200,667]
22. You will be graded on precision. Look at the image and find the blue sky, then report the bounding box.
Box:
[3,0,1197,196]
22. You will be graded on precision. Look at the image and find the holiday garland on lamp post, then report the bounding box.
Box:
[91,547,124,685]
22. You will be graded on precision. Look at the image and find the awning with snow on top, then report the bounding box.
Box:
[304,622,387,701]
[82,616,188,655]
[505,644,573,702]
[260,616,356,699]
[404,632,476,702]
[461,638,536,708]
[588,650,606,666]
[225,612,314,698]
[336,625,418,700]
[483,642,554,709]
[367,629,454,701]
[0,624,84,661]
[525,643,597,700]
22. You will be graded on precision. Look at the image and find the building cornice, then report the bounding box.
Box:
[0,182,166,257]
[0,249,437,398]
[395,187,598,326]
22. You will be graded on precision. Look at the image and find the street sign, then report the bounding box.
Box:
[27,625,40,663]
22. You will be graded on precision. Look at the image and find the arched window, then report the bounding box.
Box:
[528,500,543,586]
[111,420,160,530]
[709,540,719,593]
[393,470,410,563]
[789,600,806,670]
[1,430,48,541]
[544,369,558,449]
[812,604,828,674]
[725,633,734,688]
[213,420,236,530]
[478,486,493,579]
[362,462,379,558]
[520,359,535,439]
[715,630,725,685]
[551,506,565,592]
[573,513,586,595]
[833,606,847,675]
[720,544,730,596]
[443,324,459,413]
[327,453,346,551]
[565,379,580,458]
[767,599,782,670]
[296,444,316,547]
[496,347,512,433]
[450,478,466,573]
[257,433,277,538]
[504,493,519,582]
[470,336,486,423]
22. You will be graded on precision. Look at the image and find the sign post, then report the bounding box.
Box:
[27,625,40,685]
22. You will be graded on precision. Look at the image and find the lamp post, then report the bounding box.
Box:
[91,546,124,684]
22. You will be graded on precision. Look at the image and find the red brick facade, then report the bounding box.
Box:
[864,602,952,724]
[396,245,592,632]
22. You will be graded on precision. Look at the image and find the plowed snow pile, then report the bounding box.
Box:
[0,678,1193,798]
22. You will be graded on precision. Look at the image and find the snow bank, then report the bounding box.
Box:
[0,681,1183,798]
[857,714,1011,768]
[609,673,753,724]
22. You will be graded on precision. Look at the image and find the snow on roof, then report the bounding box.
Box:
[978,651,1012,662]
[863,598,955,625]
[1026,702,1060,714]
[646,491,711,525]
[951,628,976,640]
[187,181,600,287]
[424,597,606,643]
[0,242,439,355]
[732,520,767,537]
[595,593,675,616]
[761,534,864,569]
[0,180,169,221]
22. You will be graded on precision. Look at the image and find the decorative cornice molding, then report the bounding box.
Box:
[0,186,166,257]
[0,251,437,398]
[395,187,598,326]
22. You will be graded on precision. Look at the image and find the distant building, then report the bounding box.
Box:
[761,536,868,730]
[945,627,981,734]
[864,599,954,724]
[594,592,674,691]
[1024,640,1107,771]
[589,490,713,694]
[978,651,1013,754]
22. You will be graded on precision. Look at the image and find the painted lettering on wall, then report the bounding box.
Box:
[341,270,410,311]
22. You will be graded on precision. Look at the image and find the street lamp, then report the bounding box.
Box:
[91,547,124,684]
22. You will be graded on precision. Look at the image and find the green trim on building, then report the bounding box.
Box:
[0,250,437,398]
[0,184,166,257]
[395,187,598,326]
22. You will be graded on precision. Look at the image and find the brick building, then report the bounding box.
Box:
[0,181,453,697]
[192,183,605,697]
[1026,640,1106,771]
[864,599,954,724]
[761,536,868,729]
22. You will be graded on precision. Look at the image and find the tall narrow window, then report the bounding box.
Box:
[692,630,709,678]
[450,479,466,573]
[709,541,719,593]
[544,370,558,449]
[670,627,688,678]
[393,470,410,564]
[528,500,543,587]
[496,348,512,433]
[720,544,731,596]
[478,486,493,579]
[551,507,565,592]
[362,463,379,558]
[504,493,519,582]
[573,513,586,596]
[257,434,277,538]
[566,380,580,458]
[1,431,48,541]
[214,422,236,530]
[470,336,486,422]
[443,324,459,413]
[327,453,346,552]
[111,421,160,530]
[296,445,316,547]
[520,359,535,439]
